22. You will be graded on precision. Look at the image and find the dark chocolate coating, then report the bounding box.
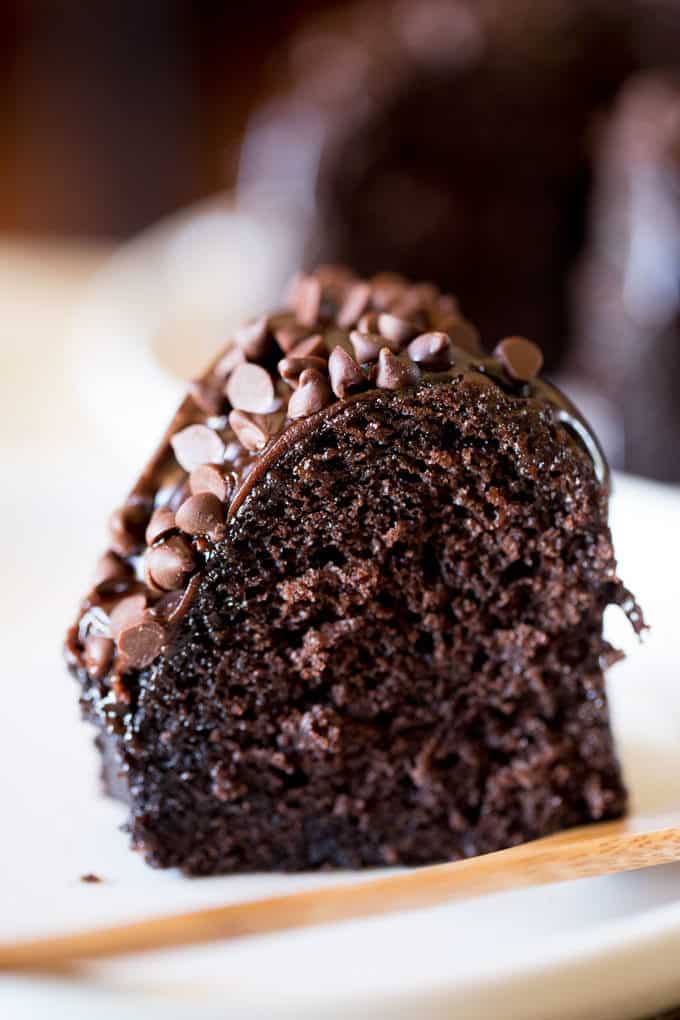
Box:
[65,267,640,874]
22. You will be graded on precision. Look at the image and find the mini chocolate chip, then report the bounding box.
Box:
[377,312,418,345]
[287,334,326,359]
[274,323,310,353]
[375,348,422,390]
[233,315,270,360]
[328,346,368,398]
[212,345,245,381]
[370,272,408,310]
[176,492,226,539]
[93,551,134,587]
[171,424,226,473]
[285,270,304,307]
[145,507,177,546]
[108,503,149,558]
[408,282,440,308]
[296,275,322,326]
[436,294,460,317]
[145,535,195,591]
[157,573,201,627]
[495,336,544,382]
[84,635,115,679]
[80,873,102,883]
[228,409,271,451]
[109,593,147,640]
[357,311,380,333]
[443,317,482,354]
[407,331,454,368]
[287,369,332,419]
[117,617,165,670]
[315,264,355,289]
[188,377,225,416]
[226,362,276,414]
[389,292,429,322]
[349,330,400,362]
[336,281,371,328]
[278,355,328,388]
[189,464,234,501]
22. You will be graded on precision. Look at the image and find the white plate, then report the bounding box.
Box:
[3,262,680,1018]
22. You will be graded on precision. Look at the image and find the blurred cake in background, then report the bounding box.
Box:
[574,73,680,484]
[237,0,680,479]
[237,0,636,369]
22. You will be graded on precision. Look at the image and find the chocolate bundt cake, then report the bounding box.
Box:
[238,0,680,477]
[575,72,680,484]
[238,0,638,368]
[65,267,641,875]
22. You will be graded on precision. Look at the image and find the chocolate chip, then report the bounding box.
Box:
[274,322,310,353]
[156,573,201,627]
[328,346,368,399]
[435,294,460,317]
[287,334,326,359]
[336,281,371,328]
[375,348,422,390]
[370,272,408,310]
[145,507,177,546]
[212,345,245,381]
[377,312,418,346]
[233,315,270,360]
[145,535,195,591]
[226,363,276,414]
[349,330,400,362]
[407,282,440,309]
[93,551,133,587]
[285,271,304,307]
[189,464,234,502]
[278,355,328,388]
[109,593,147,640]
[80,873,102,883]
[228,409,271,451]
[171,424,226,473]
[407,332,454,368]
[287,369,332,419]
[389,291,429,322]
[295,275,322,326]
[108,502,150,558]
[495,336,544,382]
[357,311,380,333]
[188,377,225,416]
[315,264,355,289]
[176,493,226,540]
[84,635,115,679]
[444,317,482,354]
[117,617,165,670]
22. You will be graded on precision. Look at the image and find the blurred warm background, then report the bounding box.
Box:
[0,1,328,238]
[1,0,679,482]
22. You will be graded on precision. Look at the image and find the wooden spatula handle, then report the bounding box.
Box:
[2,813,680,973]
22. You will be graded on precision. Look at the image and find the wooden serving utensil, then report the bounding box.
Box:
[2,810,680,974]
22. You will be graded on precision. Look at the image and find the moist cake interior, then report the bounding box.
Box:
[98,378,628,874]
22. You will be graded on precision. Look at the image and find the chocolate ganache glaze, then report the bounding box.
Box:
[65,266,612,699]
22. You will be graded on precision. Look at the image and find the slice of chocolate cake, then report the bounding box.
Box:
[65,268,641,875]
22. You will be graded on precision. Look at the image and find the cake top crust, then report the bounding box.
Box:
[65,266,607,683]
